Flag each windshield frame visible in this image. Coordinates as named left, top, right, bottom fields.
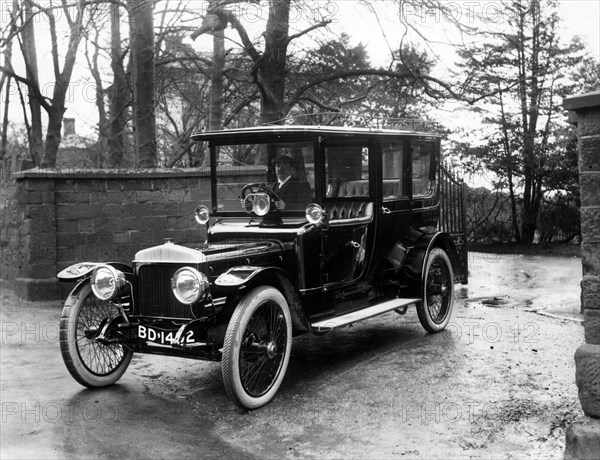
left=208, top=135, right=322, bottom=217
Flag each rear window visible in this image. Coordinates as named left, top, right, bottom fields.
left=325, top=142, right=370, bottom=199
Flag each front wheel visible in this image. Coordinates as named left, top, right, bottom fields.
left=222, top=286, right=292, bottom=410
left=417, top=248, right=454, bottom=333
left=60, top=282, right=133, bottom=387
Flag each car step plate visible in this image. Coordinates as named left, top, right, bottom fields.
left=311, top=298, right=420, bottom=331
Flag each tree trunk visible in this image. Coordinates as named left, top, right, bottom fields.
left=41, top=2, right=85, bottom=168
left=498, top=88, right=520, bottom=243
left=0, top=5, right=14, bottom=171
left=1, top=76, right=10, bottom=173
left=129, top=0, right=157, bottom=168
left=42, top=106, right=66, bottom=168
left=86, top=28, right=109, bottom=163
left=199, top=29, right=225, bottom=168
left=520, top=204, right=536, bottom=244
left=109, top=3, right=129, bottom=167
left=209, top=30, right=224, bottom=131
left=22, top=0, right=43, bottom=166
left=259, top=0, right=290, bottom=125
left=507, top=170, right=521, bottom=243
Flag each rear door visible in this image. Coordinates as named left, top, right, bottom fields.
left=320, top=138, right=376, bottom=313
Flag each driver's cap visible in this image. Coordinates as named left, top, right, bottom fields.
left=272, top=154, right=294, bottom=165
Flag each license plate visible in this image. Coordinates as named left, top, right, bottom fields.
left=138, top=325, right=195, bottom=345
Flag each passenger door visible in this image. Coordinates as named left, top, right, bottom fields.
left=320, top=139, right=374, bottom=312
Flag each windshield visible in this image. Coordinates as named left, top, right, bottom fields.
left=213, top=141, right=315, bottom=213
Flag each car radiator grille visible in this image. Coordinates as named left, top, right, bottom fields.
left=136, top=264, right=192, bottom=318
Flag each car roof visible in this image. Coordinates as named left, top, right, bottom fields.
left=191, top=124, right=441, bottom=141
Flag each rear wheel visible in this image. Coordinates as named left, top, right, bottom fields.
left=60, top=282, right=133, bottom=387
left=417, top=248, right=454, bottom=332
left=222, top=286, right=292, bottom=410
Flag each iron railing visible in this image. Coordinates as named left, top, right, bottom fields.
left=438, top=165, right=468, bottom=284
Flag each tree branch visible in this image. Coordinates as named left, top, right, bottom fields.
left=297, top=96, right=340, bottom=112
left=46, top=8, right=61, bottom=80
left=289, top=68, right=465, bottom=106
left=223, top=11, right=261, bottom=64
left=0, top=64, right=51, bottom=111
left=223, top=94, right=260, bottom=126
left=286, top=20, right=331, bottom=45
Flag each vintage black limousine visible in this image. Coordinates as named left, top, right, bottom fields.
left=58, top=125, right=468, bottom=409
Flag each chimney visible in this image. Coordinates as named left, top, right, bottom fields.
left=63, top=118, right=76, bottom=137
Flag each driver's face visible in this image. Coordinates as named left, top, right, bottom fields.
left=275, top=162, right=290, bottom=180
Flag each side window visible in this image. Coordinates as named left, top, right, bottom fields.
left=412, top=140, right=436, bottom=196
left=381, top=141, right=407, bottom=200
left=325, top=143, right=370, bottom=198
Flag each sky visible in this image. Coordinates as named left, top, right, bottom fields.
left=2, top=0, right=599, bottom=138
left=333, top=0, right=600, bottom=65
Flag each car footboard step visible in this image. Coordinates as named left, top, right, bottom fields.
left=311, top=298, right=420, bottom=331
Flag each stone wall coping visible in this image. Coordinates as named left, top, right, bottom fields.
left=564, top=91, right=600, bottom=111
left=13, top=165, right=266, bottom=180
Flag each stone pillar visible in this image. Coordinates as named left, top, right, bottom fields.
left=14, top=175, right=61, bottom=300
left=563, top=91, right=600, bottom=459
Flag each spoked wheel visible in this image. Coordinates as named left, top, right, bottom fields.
left=417, top=248, right=454, bottom=333
left=222, top=286, right=292, bottom=410
left=60, top=282, right=133, bottom=387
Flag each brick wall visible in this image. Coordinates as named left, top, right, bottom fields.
left=6, top=169, right=217, bottom=299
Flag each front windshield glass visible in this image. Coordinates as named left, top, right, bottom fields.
left=214, top=141, right=315, bottom=213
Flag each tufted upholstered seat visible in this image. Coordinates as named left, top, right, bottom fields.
left=325, top=201, right=373, bottom=226
left=336, top=180, right=370, bottom=197
left=333, top=179, right=401, bottom=199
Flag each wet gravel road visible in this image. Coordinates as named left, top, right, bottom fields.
left=1, top=252, right=585, bottom=458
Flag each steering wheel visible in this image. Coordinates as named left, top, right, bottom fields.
left=240, top=182, right=282, bottom=204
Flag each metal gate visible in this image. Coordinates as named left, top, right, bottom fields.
left=438, top=165, right=468, bottom=284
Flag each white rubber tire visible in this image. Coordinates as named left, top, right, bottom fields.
left=222, top=286, right=292, bottom=410
left=60, top=282, right=133, bottom=387
left=417, top=248, right=454, bottom=333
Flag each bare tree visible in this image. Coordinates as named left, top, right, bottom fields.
left=457, top=0, right=585, bottom=244
left=21, top=0, right=43, bottom=165
left=128, top=0, right=157, bottom=167
left=191, top=1, right=471, bottom=127
left=1, top=0, right=89, bottom=168
left=109, top=2, right=130, bottom=167
left=0, top=0, right=17, bottom=170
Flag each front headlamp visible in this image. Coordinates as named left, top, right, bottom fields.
left=195, top=205, right=210, bottom=225
left=90, top=265, right=127, bottom=300
left=171, top=267, right=209, bottom=305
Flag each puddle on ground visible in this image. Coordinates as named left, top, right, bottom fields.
left=460, top=252, right=582, bottom=318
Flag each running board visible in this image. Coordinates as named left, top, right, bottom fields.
left=310, top=298, right=420, bottom=332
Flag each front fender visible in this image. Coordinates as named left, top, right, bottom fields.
left=57, top=262, right=133, bottom=283
left=214, top=266, right=288, bottom=293
left=214, top=266, right=309, bottom=334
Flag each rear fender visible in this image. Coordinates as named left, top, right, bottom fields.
left=402, top=232, right=462, bottom=287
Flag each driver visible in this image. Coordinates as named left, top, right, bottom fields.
left=271, top=154, right=312, bottom=211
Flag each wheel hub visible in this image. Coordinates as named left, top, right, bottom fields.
left=265, top=341, right=277, bottom=359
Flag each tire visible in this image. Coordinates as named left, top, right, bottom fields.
left=60, top=282, right=133, bottom=387
left=417, top=248, right=454, bottom=333
left=222, top=286, right=292, bottom=410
